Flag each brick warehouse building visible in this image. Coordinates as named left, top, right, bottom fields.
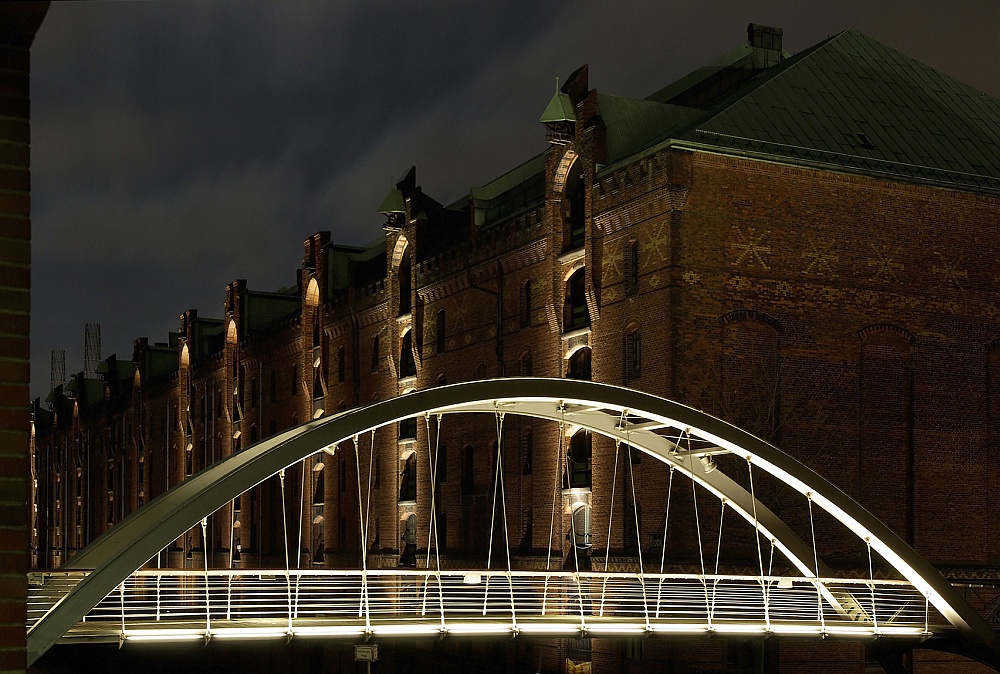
left=31, top=25, right=1000, bottom=672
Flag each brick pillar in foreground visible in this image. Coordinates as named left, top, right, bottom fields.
left=0, top=3, right=48, bottom=673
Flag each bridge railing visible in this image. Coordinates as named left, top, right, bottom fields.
left=29, top=569, right=944, bottom=641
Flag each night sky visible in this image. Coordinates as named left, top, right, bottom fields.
left=28, top=0, right=1000, bottom=401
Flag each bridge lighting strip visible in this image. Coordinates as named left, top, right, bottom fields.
left=441, top=624, right=516, bottom=636
left=210, top=628, right=289, bottom=640
left=119, top=623, right=929, bottom=643
left=122, top=629, right=206, bottom=642
left=368, top=624, right=443, bottom=637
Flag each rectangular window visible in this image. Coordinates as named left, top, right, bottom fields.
left=625, top=329, right=641, bottom=381
left=269, top=371, right=277, bottom=403
left=436, top=310, right=446, bottom=353
left=461, top=446, right=474, bottom=495
left=371, top=334, right=380, bottom=372
left=398, top=417, right=417, bottom=440
left=625, top=240, right=639, bottom=296
left=522, top=431, right=533, bottom=475
left=292, top=365, right=298, bottom=396
left=436, top=512, right=447, bottom=551
left=338, top=345, right=346, bottom=382
left=436, top=444, right=447, bottom=483
left=520, top=280, right=532, bottom=327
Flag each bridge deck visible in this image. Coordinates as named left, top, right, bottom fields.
left=30, top=569, right=945, bottom=643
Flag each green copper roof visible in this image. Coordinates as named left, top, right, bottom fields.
left=378, top=187, right=405, bottom=214
left=680, top=29, right=1000, bottom=190
left=597, top=94, right=701, bottom=165
left=540, top=90, right=575, bottom=123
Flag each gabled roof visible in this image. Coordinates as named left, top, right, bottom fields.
left=597, top=94, right=701, bottom=165
left=242, top=289, right=300, bottom=334
left=675, top=29, right=1000, bottom=191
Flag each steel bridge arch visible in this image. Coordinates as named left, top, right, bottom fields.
left=28, top=378, right=999, bottom=666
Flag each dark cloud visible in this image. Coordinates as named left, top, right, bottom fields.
left=28, top=0, right=999, bottom=400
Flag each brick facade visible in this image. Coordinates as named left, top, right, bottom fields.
left=31, top=27, right=1000, bottom=673
left=0, top=4, right=46, bottom=674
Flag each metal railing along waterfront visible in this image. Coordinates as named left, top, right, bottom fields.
left=28, top=568, right=944, bottom=643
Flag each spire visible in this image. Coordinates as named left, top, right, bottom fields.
left=540, top=77, right=576, bottom=145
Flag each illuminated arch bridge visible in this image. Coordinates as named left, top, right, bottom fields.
left=27, top=379, right=1000, bottom=669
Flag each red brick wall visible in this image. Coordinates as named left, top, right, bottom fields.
left=0, top=4, right=47, bottom=672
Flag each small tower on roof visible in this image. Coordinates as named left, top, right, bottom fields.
left=540, top=77, right=576, bottom=145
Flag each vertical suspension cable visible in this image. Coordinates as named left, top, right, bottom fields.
left=562, top=424, right=586, bottom=630
left=495, top=411, right=517, bottom=630
left=293, top=456, right=307, bottom=618
left=542, top=404, right=566, bottom=615
left=353, top=434, right=371, bottom=633
left=279, top=469, right=292, bottom=634
left=746, top=457, right=770, bottom=631
left=624, top=419, right=649, bottom=632
left=497, top=413, right=518, bottom=634
left=685, top=430, right=711, bottom=632
left=484, top=411, right=503, bottom=615
left=866, top=538, right=879, bottom=633
left=119, top=580, right=125, bottom=638
left=421, top=413, right=445, bottom=628
left=599, top=436, right=621, bottom=617
left=432, top=415, right=446, bottom=626
left=710, top=499, right=726, bottom=623
left=807, top=493, right=826, bottom=632
left=656, top=465, right=675, bottom=618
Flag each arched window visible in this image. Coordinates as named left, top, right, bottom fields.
left=624, top=327, right=641, bottom=382
left=312, top=463, right=325, bottom=505
left=400, top=330, right=416, bottom=378
left=566, top=430, right=592, bottom=489
left=400, top=514, right=417, bottom=566
left=312, top=368, right=323, bottom=401
left=571, top=504, right=592, bottom=550
left=564, top=267, right=589, bottom=331
left=567, top=347, right=591, bottom=381
left=521, top=430, right=533, bottom=475
left=398, top=245, right=412, bottom=316
left=400, top=453, right=417, bottom=502
left=563, top=161, right=585, bottom=252
left=520, top=351, right=533, bottom=376
left=719, top=310, right=780, bottom=440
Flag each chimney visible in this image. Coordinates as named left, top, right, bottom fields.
left=747, top=23, right=783, bottom=69
left=747, top=23, right=783, bottom=52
